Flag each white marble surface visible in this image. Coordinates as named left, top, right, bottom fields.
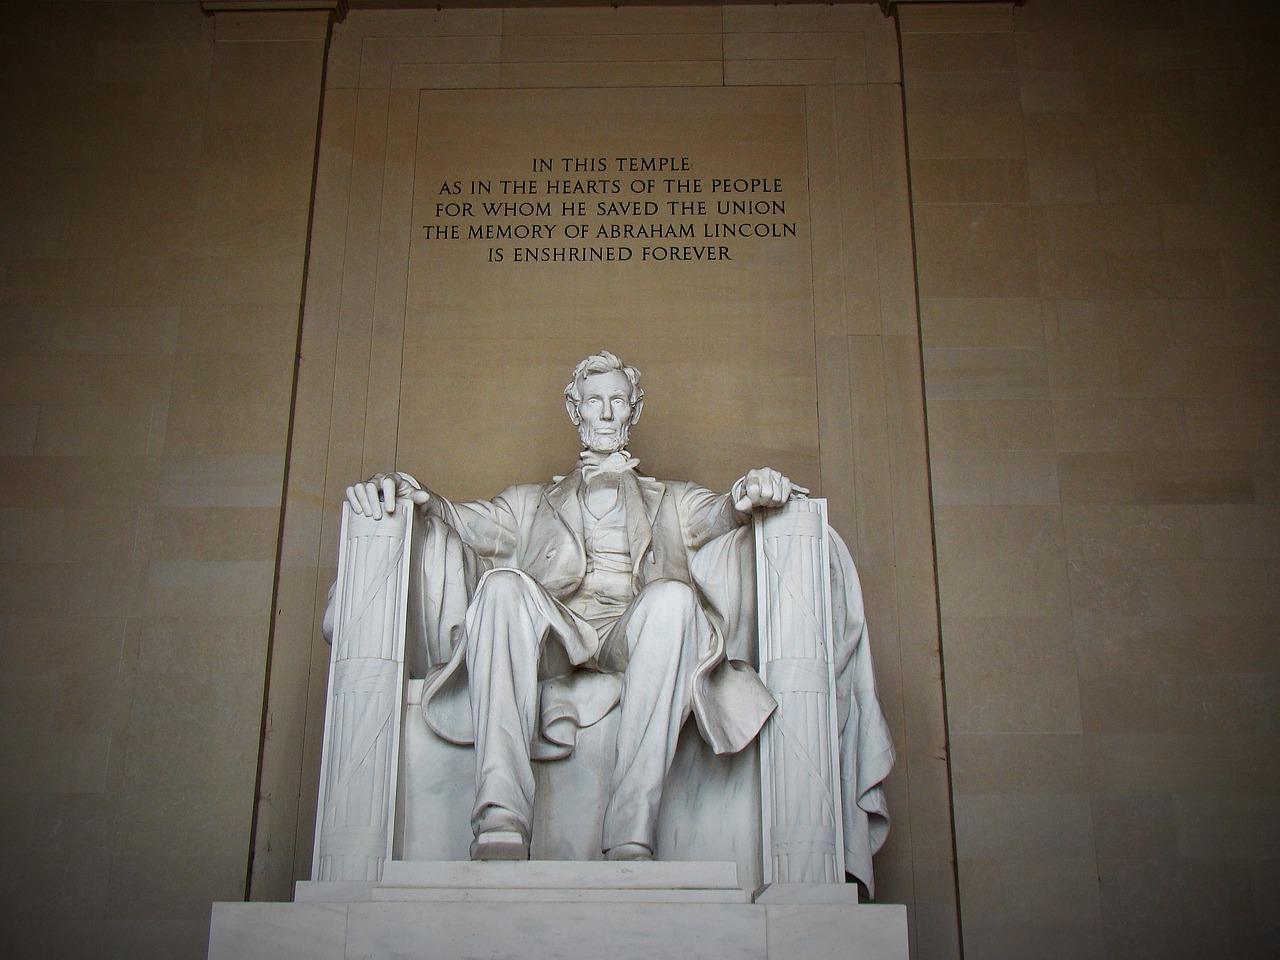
left=755, top=500, right=845, bottom=884
left=654, top=719, right=762, bottom=887
left=373, top=858, right=749, bottom=902
left=371, top=886, right=752, bottom=903
left=399, top=679, right=475, bottom=861
left=345, top=901, right=768, bottom=960
left=754, top=882, right=861, bottom=905
left=292, top=880, right=374, bottom=903
left=766, top=903, right=909, bottom=960
left=401, top=684, right=765, bottom=885
left=208, top=898, right=910, bottom=960
left=313, top=504, right=412, bottom=882
left=379, top=858, right=740, bottom=889
left=208, top=902, right=348, bottom=960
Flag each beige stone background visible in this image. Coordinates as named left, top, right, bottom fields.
left=401, top=85, right=819, bottom=496
left=0, top=2, right=1275, bottom=960
left=901, top=3, right=1279, bottom=957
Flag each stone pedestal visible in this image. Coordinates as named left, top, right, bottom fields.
left=209, top=862, right=909, bottom=959
left=242, top=493, right=909, bottom=960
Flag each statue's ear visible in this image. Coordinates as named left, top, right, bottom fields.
left=566, top=397, right=582, bottom=425
left=629, top=396, right=644, bottom=425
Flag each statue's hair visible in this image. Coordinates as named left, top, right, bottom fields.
left=564, top=350, right=644, bottom=425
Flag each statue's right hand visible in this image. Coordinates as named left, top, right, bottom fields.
left=345, top=472, right=430, bottom=519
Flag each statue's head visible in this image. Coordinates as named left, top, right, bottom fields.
left=564, top=351, right=644, bottom=454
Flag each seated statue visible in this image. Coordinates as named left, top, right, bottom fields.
left=340, top=350, right=893, bottom=886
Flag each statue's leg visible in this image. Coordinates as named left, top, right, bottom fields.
left=464, top=569, right=554, bottom=859
left=601, top=579, right=703, bottom=858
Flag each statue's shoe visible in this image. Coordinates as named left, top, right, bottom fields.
left=604, top=842, right=654, bottom=861
left=470, top=810, right=530, bottom=860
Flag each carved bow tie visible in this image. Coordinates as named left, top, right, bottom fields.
left=579, top=450, right=639, bottom=481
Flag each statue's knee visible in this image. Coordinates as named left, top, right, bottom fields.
left=475, top=568, right=527, bottom=603
left=468, top=570, right=540, bottom=658
left=638, top=579, right=697, bottom=612
left=629, top=581, right=699, bottom=652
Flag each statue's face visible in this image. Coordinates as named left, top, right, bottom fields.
left=575, top=369, right=635, bottom=453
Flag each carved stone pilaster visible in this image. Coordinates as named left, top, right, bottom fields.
left=754, top=499, right=846, bottom=885
left=312, top=503, right=413, bottom=883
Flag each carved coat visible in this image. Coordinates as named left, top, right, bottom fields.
left=411, top=467, right=778, bottom=760
left=432, top=468, right=742, bottom=599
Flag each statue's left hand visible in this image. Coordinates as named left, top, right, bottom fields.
left=733, top=467, right=808, bottom=511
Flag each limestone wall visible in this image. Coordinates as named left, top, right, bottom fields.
left=0, top=3, right=329, bottom=957
left=0, top=2, right=1275, bottom=960
left=900, top=1, right=1280, bottom=957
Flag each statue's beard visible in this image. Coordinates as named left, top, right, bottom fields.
left=579, top=422, right=630, bottom=454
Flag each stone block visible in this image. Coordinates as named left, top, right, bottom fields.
left=1061, top=504, right=1203, bottom=561
left=933, top=504, right=1071, bottom=618
left=1052, top=398, right=1187, bottom=452
left=916, top=70, right=1021, bottom=117
left=209, top=902, right=348, bottom=960
left=945, top=672, right=1082, bottom=734
left=924, top=347, right=1049, bottom=399
left=926, top=398, right=1056, bottom=451
left=913, top=203, right=1034, bottom=255
left=504, top=6, right=720, bottom=38
left=950, top=732, right=1089, bottom=795
left=208, top=893, right=910, bottom=960
left=919, top=297, right=1043, bottom=348
left=910, top=158, right=1029, bottom=203
left=900, top=32, right=1019, bottom=72
left=958, top=856, right=1102, bottom=926
left=1027, top=158, right=1099, bottom=203
left=906, top=112, right=1026, bottom=159
left=1033, top=203, right=1163, bottom=252
left=1131, top=450, right=1255, bottom=504
left=954, top=793, right=1094, bottom=860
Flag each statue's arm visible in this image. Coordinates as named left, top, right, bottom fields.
left=434, top=485, right=530, bottom=565
left=678, top=467, right=808, bottom=549
left=676, top=483, right=748, bottom=549
left=344, top=470, right=527, bottom=565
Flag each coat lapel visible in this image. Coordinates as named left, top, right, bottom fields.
left=622, top=472, right=665, bottom=575
left=544, top=471, right=585, bottom=551
left=548, top=467, right=665, bottom=580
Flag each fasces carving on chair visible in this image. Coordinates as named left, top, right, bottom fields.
left=317, top=351, right=894, bottom=895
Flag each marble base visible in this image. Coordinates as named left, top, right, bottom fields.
left=210, top=862, right=908, bottom=960
left=377, top=859, right=750, bottom=902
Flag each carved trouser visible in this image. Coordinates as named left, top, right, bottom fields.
left=464, top=568, right=706, bottom=852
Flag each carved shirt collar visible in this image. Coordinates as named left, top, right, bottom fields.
left=578, top=449, right=640, bottom=482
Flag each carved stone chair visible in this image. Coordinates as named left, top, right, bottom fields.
left=311, top=496, right=881, bottom=897
left=206, top=498, right=907, bottom=960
